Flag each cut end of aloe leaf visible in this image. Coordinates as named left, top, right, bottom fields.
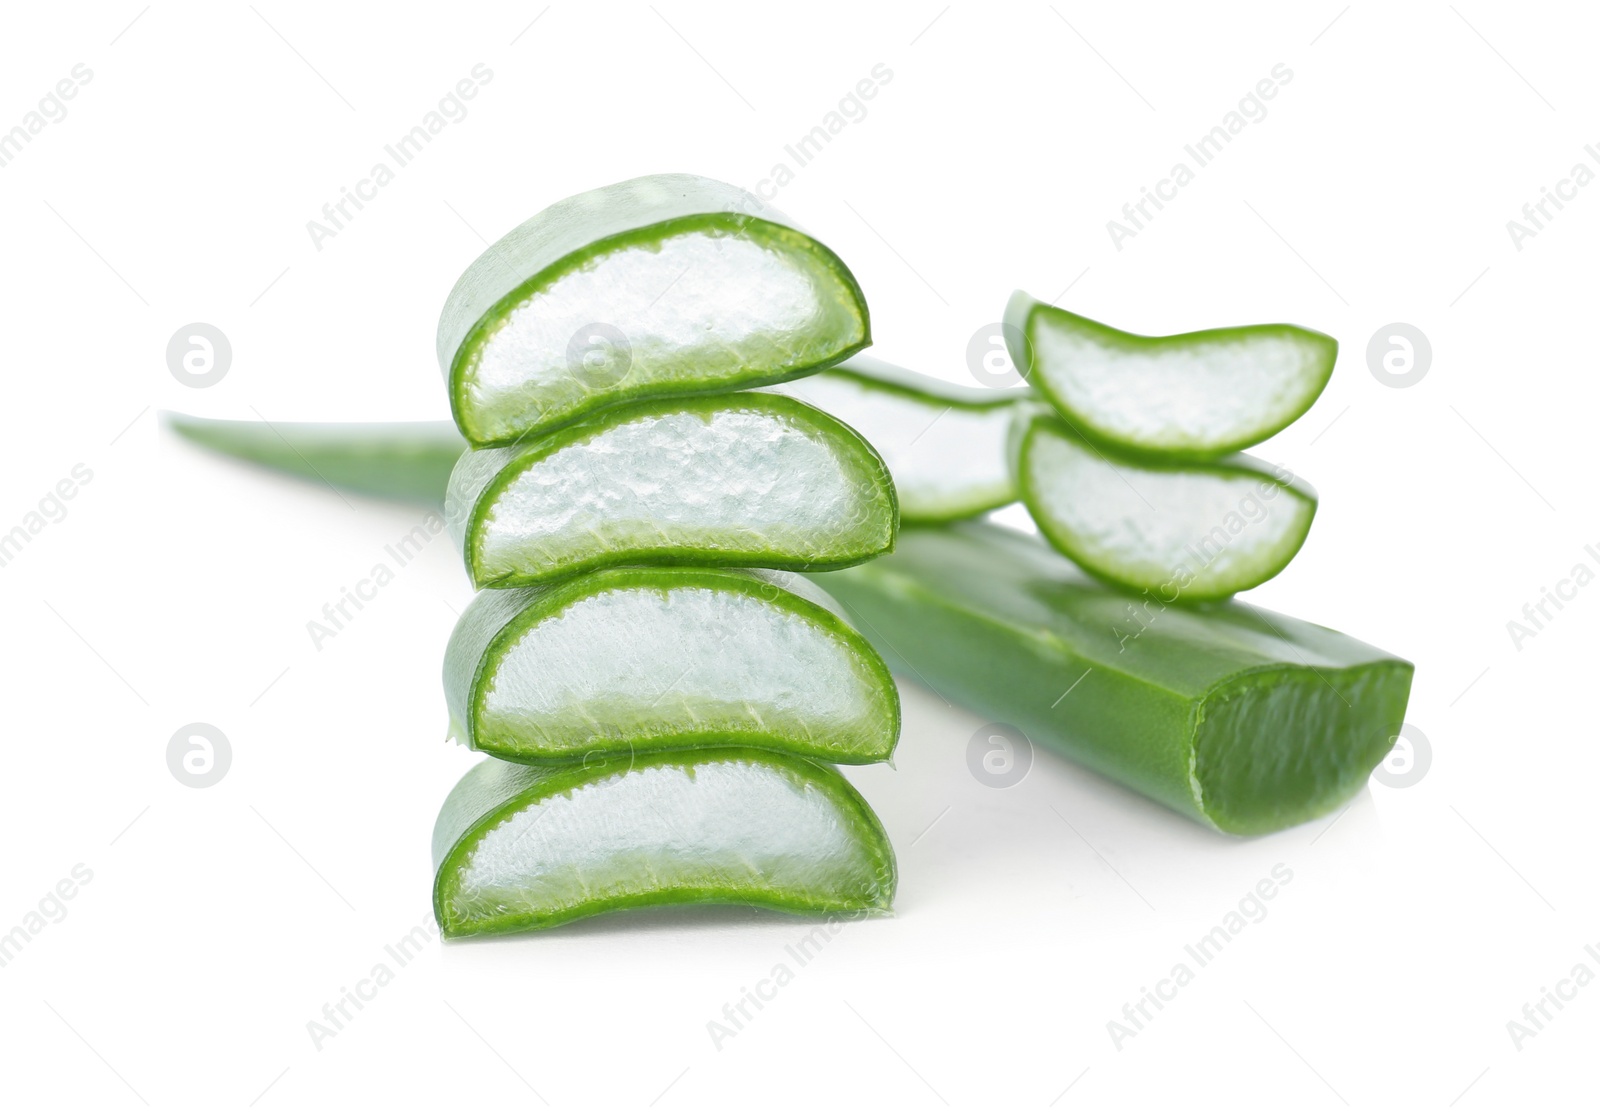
left=1193, top=664, right=1407, bottom=836
left=1016, top=411, right=1316, bottom=601
left=1005, top=291, right=1336, bottom=458
left=166, top=414, right=465, bottom=505
left=438, top=174, right=871, bottom=447
left=448, top=393, right=898, bottom=588
left=773, top=355, right=1023, bottom=523
left=432, top=750, right=897, bottom=937
left=443, top=567, right=899, bottom=764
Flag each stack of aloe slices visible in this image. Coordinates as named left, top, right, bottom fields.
left=429, top=174, right=902, bottom=937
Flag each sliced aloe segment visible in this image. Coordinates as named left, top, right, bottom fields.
left=813, top=521, right=1414, bottom=836
left=167, top=414, right=464, bottom=504
left=1015, top=409, right=1316, bottom=602
left=438, top=173, right=871, bottom=447
left=443, top=567, right=898, bottom=764
left=432, top=749, right=897, bottom=936
left=1005, top=291, right=1337, bottom=458
left=447, top=393, right=898, bottom=589
left=773, top=355, right=1023, bottom=523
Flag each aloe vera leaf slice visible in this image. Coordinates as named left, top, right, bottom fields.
left=1014, top=408, right=1317, bottom=602
left=432, top=749, right=897, bottom=937
left=1004, top=291, right=1337, bottom=459
left=166, top=414, right=464, bottom=504
left=447, top=393, right=898, bottom=589
left=443, top=567, right=898, bottom=764
left=770, top=355, right=1025, bottom=523
left=437, top=174, right=871, bottom=448
left=813, top=521, right=1413, bottom=836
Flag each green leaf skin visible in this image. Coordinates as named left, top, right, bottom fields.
left=438, top=174, right=871, bottom=448
left=447, top=393, right=898, bottom=589
left=432, top=749, right=897, bottom=937
left=812, top=522, right=1413, bottom=836
left=772, top=355, right=1027, bottom=523
left=166, top=414, right=464, bottom=505
left=1004, top=292, right=1337, bottom=460
left=1014, top=408, right=1317, bottom=602
left=443, top=567, right=899, bottom=765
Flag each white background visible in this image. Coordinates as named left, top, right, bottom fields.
left=0, top=2, right=1593, bottom=1108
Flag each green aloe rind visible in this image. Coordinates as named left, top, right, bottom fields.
left=814, top=521, right=1413, bottom=837
left=166, top=414, right=464, bottom=505
left=447, top=392, right=899, bottom=589
left=1013, top=407, right=1317, bottom=602
left=438, top=174, right=871, bottom=448
left=1005, top=291, right=1336, bottom=460
left=773, top=355, right=1025, bottom=523
left=432, top=748, right=898, bottom=937
left=442, top=566, right=899, bottom=765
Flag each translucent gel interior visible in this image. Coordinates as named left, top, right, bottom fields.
left=450, top=758, right=880, bottom=920
left=479, top=406, right=871, bottom=577
left=780, top=374, right=1014, bottom=517
left=1032, top=324, right=1322, bottom=450
left=464, top=230, right=858, bottom=436
left=481, top=584, right=887, bottom=755
left=1027, top=432, right=1311, bottom=593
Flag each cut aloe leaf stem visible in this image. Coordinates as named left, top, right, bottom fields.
left=1014, top=407, right=1317, bottom=602
left=813, top=521, right=1413, bottom=836
left=438, top=173, right=871, bottom=447
left=166, top=414, right=464, bottom=505
left=773, top=355, right=1025, bottom=523
left=444, top=566, right=899, bottom=764
left=447, top=392, right=898, bottom=589
left=1005, top=291, right=1337, bottom=459
left=432, top=748, right=897, bottom=936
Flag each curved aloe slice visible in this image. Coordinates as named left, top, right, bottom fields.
left=166, top=414, right=464, bottom=504
left=432, top=749, right=897, bottom=936
left=438, top=174, right=870, bottom=447
left=1004, top=292, right=1336, bottom=458
left=1015, top=410, right=1316, bottom=602
left=774, top=355, right=1023, bottom=523
left=443, top=567, right=898, bottom=764
left=814, top=522, right=1414, bottom=836
left=447, top=393, right=898, bottom=588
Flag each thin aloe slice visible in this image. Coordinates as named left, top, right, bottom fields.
left=1014, top=409, right=1316, bottom=602
left=166, top=414, right=464, bottom=504
left=1004, top=291, right=1337, bottom=459
left=814, top=521, right=1414, bottom=836
left=438, top=173, right=871, bottom=447
left=447, top=393, right=897, bottom=589
left=772, top=355, right=1024, bottom=523
left=443, top=566, right=898, bottom=764
left=432, top=749, right=897, bottom=936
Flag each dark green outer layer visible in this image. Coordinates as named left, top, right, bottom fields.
left=813, top=522, right=1413, bottom=835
